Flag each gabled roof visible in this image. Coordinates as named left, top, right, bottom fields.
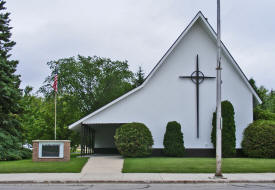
left=69, top=11, right=262, bottom=130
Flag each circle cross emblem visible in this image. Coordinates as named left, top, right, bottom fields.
left=191, top=70, right=205, bottom=84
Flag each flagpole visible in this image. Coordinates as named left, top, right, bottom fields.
left=55, top=89, right=57, bottom=140
left=215, top=0, right=222, bottom=177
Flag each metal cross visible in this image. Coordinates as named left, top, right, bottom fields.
left=179, top=54, right=215, bottom=138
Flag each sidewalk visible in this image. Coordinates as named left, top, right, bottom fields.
left=0, top=173, right=275, bottom=183
left=0, top=156, right=274, bottom=183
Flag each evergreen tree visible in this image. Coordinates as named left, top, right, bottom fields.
left=133, top=66, right=145, bottom=87
left=211, top=101, right=236, bottom=157
left=163, top=121, right=185, bottom=157
left=0, top=1, right=23, bottom=160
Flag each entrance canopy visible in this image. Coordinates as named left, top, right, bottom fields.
left=79, top=123, right=125, bottom=156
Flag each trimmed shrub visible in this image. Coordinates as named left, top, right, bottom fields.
left=253, top=107, right=275, bottom=121
left=242, top=120, right=275, bottom=158
left=114, top=122, right=153, bottom=157
left=20, top=148, right=32, bottom=159
left=211, top=100, right=236, bottom=157
left=163, top=121, right=185, bottom=157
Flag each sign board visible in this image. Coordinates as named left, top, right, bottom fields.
left=42, top=144, right=60, bottom=157
left=38, top=142, right=64, bottom=158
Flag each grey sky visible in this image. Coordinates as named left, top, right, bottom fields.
left=6, top=0, right=275, bottom=91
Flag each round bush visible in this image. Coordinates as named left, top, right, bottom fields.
left=242, top=120, right=275, bottom=158
left=211, top=100, right=236, bottom=157
left=114, top=122, right=153, bottom=157
left=163, top=121, right=185, bottom=157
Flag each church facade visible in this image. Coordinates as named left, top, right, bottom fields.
left=69, top=12, right=261, bottom=156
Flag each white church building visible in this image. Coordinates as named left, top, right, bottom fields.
left=69, top=12, right=261, bottom=156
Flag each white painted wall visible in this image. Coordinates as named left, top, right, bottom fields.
left=84, top=19, right=253, bottom=149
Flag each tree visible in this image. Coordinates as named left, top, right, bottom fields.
left=163, top=121, right=185, bottom=157
left=133, top=66, right=145, bottom=87
left=211, top=101, right=236, bottom=157
left=40, top=55, right=134, bottom=116
left=20, top=86, right=47, bottom=144
left=0, top=1, right=24, bottom=160
left=249, top=78, right=275, bottom=113
left=36, top=56, right=135, bottom=148
left=20, top=87, right=80, bottom=150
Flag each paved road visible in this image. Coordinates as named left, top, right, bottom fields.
left=0, top=184, right=275, bottom=190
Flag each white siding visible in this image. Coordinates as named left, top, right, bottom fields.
left=84, top=20, right=253, bottom=149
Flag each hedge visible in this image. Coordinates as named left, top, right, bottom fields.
left=242, top=120, right=275, bottom=158
left=163, top=121, right=185, bottom=157
left=114, top=122, right=153, bottom=157
left=211, top=100, right=236, bottom=157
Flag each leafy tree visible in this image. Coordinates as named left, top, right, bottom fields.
left=253, top=107, right=275, bottom=121
left=0, top=1, right=25, bottom=160
left=20, top=87, right=80, bottom=150
left=266, top=90, right=275, bottom=113
left=211, top=101, right=236, bottom=157
left=249, top=78, right=275, bottom=113
left=133, top=66, right=145, bottom=87
left=30, top=56, right=135, bottom=149
left=39, top=55, right=134, bottom=116
left=20, top=86, right=48, bottom=144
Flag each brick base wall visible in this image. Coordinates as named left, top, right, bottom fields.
left=32, top=140, right=70, bottom=162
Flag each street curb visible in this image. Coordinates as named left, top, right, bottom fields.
left=0, top=180, right=275, bottom=184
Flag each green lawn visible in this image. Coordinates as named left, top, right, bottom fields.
left=0, top=154, right=89, bottom=173
left=123, top=157, right=275, bottom=173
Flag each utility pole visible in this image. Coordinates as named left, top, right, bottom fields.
left=215, top=0, right=222, bottom=177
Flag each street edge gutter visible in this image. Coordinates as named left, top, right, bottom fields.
left=0, top=180, right=275, bottom=184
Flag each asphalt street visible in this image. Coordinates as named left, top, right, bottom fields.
left=0, top=184, right=275, bottom=190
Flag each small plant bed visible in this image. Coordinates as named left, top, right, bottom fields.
left=0, top=154, right=88, bottom=173
left=123, top=157, right=275, bottom=173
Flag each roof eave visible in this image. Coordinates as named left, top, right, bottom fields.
left=69, top=11, right=262, bottom=130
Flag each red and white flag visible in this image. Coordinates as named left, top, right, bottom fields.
left=52, top=74, right=58, bottom=92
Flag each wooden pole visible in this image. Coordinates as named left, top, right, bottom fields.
left=215, top=0, right=222, bottom=177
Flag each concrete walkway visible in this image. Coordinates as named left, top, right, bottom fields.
left=0, top=156, right=274, bottom=183
left=81, top=155, right=123, bottom=174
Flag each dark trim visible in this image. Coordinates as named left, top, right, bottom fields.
left=93, top=148, right=245, bottom=157
left=184, top=149, right=215, bottom=157
left=93, top=148, right=216, bottom=157
left=152, top=148, right=215, bottom=157
left=236, top=149, right=245, bottom=157
left=153, top=148, right=244, bottom=157
left=94, top=148, right=119, bottom=154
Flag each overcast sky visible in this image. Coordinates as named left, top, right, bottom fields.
left=6, top=0, right=275, bottom=91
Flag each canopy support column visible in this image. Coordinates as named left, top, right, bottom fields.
left=80, top=124, right=94, bottom=156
